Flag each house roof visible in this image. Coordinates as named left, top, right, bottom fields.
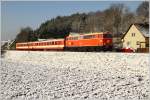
left=122, top=23, right=149, bottom=39
left=134, top=23, right=149, bottom=37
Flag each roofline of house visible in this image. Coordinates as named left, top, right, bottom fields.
left=121, top=23, right=149, bottom=40
left=121, top=24, right=133, bottom=39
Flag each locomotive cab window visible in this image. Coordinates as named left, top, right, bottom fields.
left=103, top=34, right=112, bottom=38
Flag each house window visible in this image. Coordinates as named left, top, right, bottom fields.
left=132, top=33, right=135, bottom=37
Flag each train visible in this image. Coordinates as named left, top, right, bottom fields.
left=16, top=32, right=113, bottom=51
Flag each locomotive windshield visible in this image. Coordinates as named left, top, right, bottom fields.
left=103, top=34, right=112, bottom=38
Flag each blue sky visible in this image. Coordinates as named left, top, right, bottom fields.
left=1, top=1, right=143, bottom=41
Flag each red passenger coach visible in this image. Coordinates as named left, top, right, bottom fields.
left=16, top=39, right=64, bottom=51
left=65, top=32, right=112, bottom=51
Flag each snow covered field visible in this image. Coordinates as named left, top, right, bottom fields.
left=1, top=51, right=150, bottom=100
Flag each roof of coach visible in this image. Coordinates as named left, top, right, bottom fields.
left=16, top=38, right=64, bottom=44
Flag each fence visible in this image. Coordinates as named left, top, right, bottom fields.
left=137, top=48, right=149, bottom=53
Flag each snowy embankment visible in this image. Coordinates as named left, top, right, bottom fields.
left=1, top=51, right=150, bottom=100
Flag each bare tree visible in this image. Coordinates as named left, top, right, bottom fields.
left=136, top=1, right=149, bottom=23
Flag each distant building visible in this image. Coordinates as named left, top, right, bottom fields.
left=122, top=23, right=149, bottom=52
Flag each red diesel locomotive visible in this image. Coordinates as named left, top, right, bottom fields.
left=16, top=32, right=112, bottom=51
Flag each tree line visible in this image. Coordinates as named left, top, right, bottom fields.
left=15, top=1, right=149, bottom=43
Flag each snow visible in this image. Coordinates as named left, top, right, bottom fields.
left=1, top=51, right=150, bottom=100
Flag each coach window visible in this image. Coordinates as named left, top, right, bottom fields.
left=56, top=41, right=58, bottom=45
left=57, top=41, right=59, bottom=45
left=98, top=34, right=102, bottom=38
left=92, top=35, right=94, bottom=38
